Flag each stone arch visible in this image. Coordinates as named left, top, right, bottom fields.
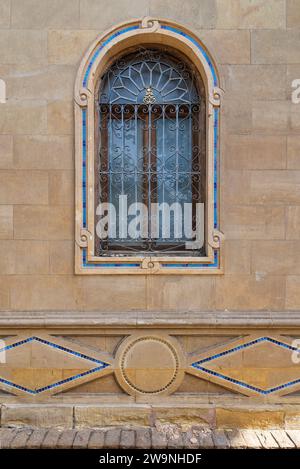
left=74, top=17, right=223, bottom=274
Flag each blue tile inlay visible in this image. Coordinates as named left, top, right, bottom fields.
left=82, top=25, right=139, bottom=87
left=0, top=336, right=109, bottom=395
left=192, top=337, right=300, bottom=395
left=161, top=25, right=218, bottom=87
left=81, top=22, right=219, bottom=270
left=82, top=109, right=87, bottom=228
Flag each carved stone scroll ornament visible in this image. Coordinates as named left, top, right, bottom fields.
left=141, top=16, right=160, bottom=32
left=208, top=229, right=224, bottom=250
left=76, top=229, right=92, bottom=248
left=75, top=87, right=92, bottom=107
left=209, top=86, right=223, bottom=107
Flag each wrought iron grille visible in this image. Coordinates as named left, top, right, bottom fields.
left=96, top=49, right=206, bottom=256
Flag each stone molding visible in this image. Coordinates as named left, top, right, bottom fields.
left=74, top=17, right=224, bottom=274
left=0, top=311, right=300, bottom=328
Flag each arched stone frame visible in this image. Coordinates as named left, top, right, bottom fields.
left=74, top=17, right=224, bottom=274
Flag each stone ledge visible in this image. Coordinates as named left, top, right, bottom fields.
left=2, top=403, right=300, bottom=430
left=1, top=311, right=300, bottom=328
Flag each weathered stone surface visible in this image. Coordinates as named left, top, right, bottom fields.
left=0, top=276, right=10, bottom=310
left=10, top=275, right=79, bottom=311
left=225, top=134, right=286, bottom=170
left=199, top=30, right=250, bottom=64
left=75, top=406, right=150, bottom=428
left=223, top=65, right=286, bottom=102
left=41, top=428, right=62, bottom=448
left=0, top=240, right=49, bottom=274
left=168, top=432, right=184, bottom=449
left=48, top=30, right=99, bottom=65
left=215, top=0, right=285, bottom=29
left=0, top=170, right=48, bottom=205
left=1, top=405, right=73, bottom=429
left=216, top=274, right=285, bottom=311
left=287, top=207, right=300, bottom=240
left=14, top=205, right=73, bottom=240
left=252, top=101, right=291, bottom=132
left=0, top=0, right=10, bottom=28
left=135, top=428, right=151, bottom=449
left=0, top=428, right=18, bottom=449
left=0, top=135, right=13, bottom=169
left=147, top=276, right=215, bottom=311
left=222, top=205, right=285, bottom=240
left=252, top=241, right=300, bottom=276
left=256, top=430, right=279, bottom=449
left=0, top=30, right=46, bottom=64
left=151, top=428, right=167, bottom=449
left=224, top=170, right=300, bottom=206
left=223, top=96, right=252, bottom=132
left=287, top=0, right=300, bottom=28
left=104, top=428, right=121, bottom=449
left=271, top=429, right=295, bottom=448
left=285, top=277, right=300, bottom=310
left=14, top=135, right=73, bottom=170
left=252, top=30, right=300, bottom=64
left=150, top=0, right=217, bottom=29
left=12, top=0, right=80, bottom=29
left=88, top=430, right=105, bottom=449
left=197, top=430, right=214, bottom=448
left=0, top=426, right=298, bottom=449
left=76, top=276, right=147, bottom=311
left=285, top=411, right=300, bottom=429
left=286, top=430, right=300, bottom=448
left=9, top=429, right=33, bottom=448
left=26, top=429, right=48, bottom=449
left=2, top=64, right=74, bottom=100
left=216, top=409, right=285, bottom=429
left=240, top=429, right=261, bottom=449
left=0, top=205, right=13, bottom=239
left=225, top=429, right=246, bottom=448
left=56, top=429, right=77, bottom=449
left=182, top=429, right=200, bottom=449
left=47, top=100, right=73, bottom=135
left=0, top=100, right=47, bottom=134
left=49, top=170, right=74, bottom=205
left=120, top=429, right=136, bottom=449
left=73, top=429, right=92, bottom=448
left=80, top=0, right=149, bottom=29
left=153, top=407, right=214, bottom=428
left=287, top=136, right=300, bottom=169
left=49, top=241, right=73, bottom=274
left=212, top=429, right=230, bottom=449
left=224, top=240, right=251, bottom=274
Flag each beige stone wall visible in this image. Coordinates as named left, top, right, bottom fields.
left=0, top=0, right=299, bottom=312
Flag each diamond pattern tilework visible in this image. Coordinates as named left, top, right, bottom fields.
left=0, top=336, right=110, bottom=395
left=191, top=337, right=300, bottom=395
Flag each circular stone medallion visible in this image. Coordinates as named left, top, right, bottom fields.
left=115, top=335, right=185, bottom=396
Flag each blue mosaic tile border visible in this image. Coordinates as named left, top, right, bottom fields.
left=82, top=109, right=87, bottom=228
left=81, top=22, right=219, bottom=270
left=0, top=337, right=109, bottom=395
left=161, top=25, right=218, bottom=87
left=192, top=337, right=300, bottom=395
left=82, top=25, right=139, bottom=87
left=82, top=248, right=141, bottom=268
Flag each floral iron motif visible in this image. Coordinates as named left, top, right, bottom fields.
left=143, top=87, right=156, bottom=104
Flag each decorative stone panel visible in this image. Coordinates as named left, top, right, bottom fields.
left=1, top=313, right=300, bottom=406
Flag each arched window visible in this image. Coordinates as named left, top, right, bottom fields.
left=75, top=18, right=223, bottom=274
left=96, top=48, right=206, bottom=256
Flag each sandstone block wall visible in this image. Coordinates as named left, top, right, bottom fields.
left=0, top=0, right=299, bottom=312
